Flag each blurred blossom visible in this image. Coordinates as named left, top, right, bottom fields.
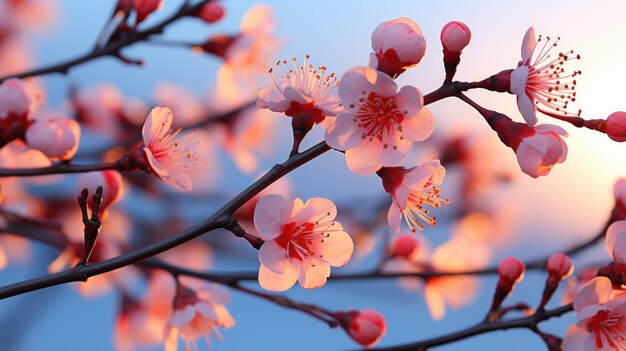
left=156, top=241, right=214, bottom=272
left=325, top=66, right=434, bottom=174
left=510, top=27, right=581, bottom=126
left=213, top=106, right=277, bottom=174
left=253, top=195, right=353, bottom=291
left=381, top=234, right=430, bottom=292
left=615, top=178, right=626, bottom=218
left=0, top=140, right=51, bottom=169
left=0, top=0, right=58, bottom=33
left=424, top=234, right=488, bottom=320
left=606, top=219, right=626, bottom=270
left=214, top=5, right=280, bottom=102
left=165, top=282, right=235, bottom=351
left=25, top=112, right=81, bottom=161
left=563, top=277, right=626, bottom=351
left=369, top=18, right=426, bottom=78
left=153, top=82, right=205, bottom=128
left=0, top=38, right=35, bottom=76
left=0, top=78, right=33, bottom=145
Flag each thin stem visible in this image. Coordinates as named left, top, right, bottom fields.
left=0, top=161, right=120, bottom=177
left=0, top=1, right=212, bottom=82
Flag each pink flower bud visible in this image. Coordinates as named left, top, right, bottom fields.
left=388, top=234, right=419, bottom=259
left=606, top=111, right=626, bottom=142
left=546, top=253, right=574, bottom=280
left=77, top=171, right=125, bottom=214
left=25, top=117, right=80, bottom=161
left=132, top=0, right=162, bottom=23
left=197, top=1, right=225, bottom=24
left=344, top=309, right=387, bottom=348
left=440, top=21, right=471, bottom=53
left=498, top=256, right=525, bottom=284
left=370, top=18, right=426, bottom=77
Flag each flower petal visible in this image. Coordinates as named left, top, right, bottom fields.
left=320, top=230, right=354, bottom=267
left=258, top=259, right=298, bottom=292
left=170, top=305, right=196, bottom=327
left=253, top=194, right=293, bottom=240
left=400, top=107, right=434, bottom=141
left=387, top=204, right=402, bottom=233
left=562, top=325, right=588, bottom=351
left=606, top=220, right=626, bottom=261
left=257, top=87, right=290, bottom=112
left=345, top=140, right=383, bottom=175
left=378, top=133, right=411, bottom=167
left=297, top=197, right=337, bottom=223
left=510, top=66, right=529, bottom=95
left=298, top=259, right=330, bottom=289
left=573, top=277, right=613, bottom=311
left=324, top=113, right=362, bottom=150
left=395, top=86, right=423, bottom=116
left=142, top=107, right=173, bottom=146
left=516, top=94, right=538, bottom=126
left=520, top=27, right=536, bottom=64
left=258, top=240, right=288, bottom=274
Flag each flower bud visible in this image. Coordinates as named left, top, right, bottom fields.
left=388, top=234, right=419, bottom=259
left=197, top=1, right=225, bottom=24
left=546, top=253, right=574, bottom=280
left=606, top=111, right=626, bottom=142
left=77, top=171, right=125, bottom=215
left=498, top=256, right=525, bottom=284
left=132, top=0, right=162, bottom=23
left=370, top=18, right=426, bottom=77
left=440, top=21, right=471, bottom=53
left=342, top=309, right=386, bottom=348
left=25, top=117, right=81, bottom=161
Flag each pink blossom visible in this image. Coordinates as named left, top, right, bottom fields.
left=196, top=1, right=225, bottom=24
left=325, top=66, right=434, bottom=174
left=0, top=140, right=51, bottom=169
left=343, top=309, right=387, bottom=348
left=379, top=160, right=449, bottom=233
left=369, top=18, right=426, bottom=77
left=132, top=0, right=162, bottom=23
left=140, top=107, right=202, bottom=191
left=25, top=116, right=81, bottom=161
left=510, top=27, right=581, bottom=126
left=563, top=277, right=626, bottom=351
left=440, top=21, right=471, bottom=53
left=387, top=233, right=420, bottom=259
left=606, top=111, right=626, bottom=142
left=513, top=124, right=568, bottom=178
left=546, top=253, right=574, bottom=280
left=77, top=171, right=125, bottom=215
left=253, top=195, right=354, bottom=291
left=165, top=283, right=235, bottom=351
left=257, top=55, right=341, bottom=124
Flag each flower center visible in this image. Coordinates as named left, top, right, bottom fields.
left=526, top=35, right=582, bottom=118
left=401, top=181, right=449, bottom=232
left=275, top=215, right=335, bottom=262
left=150, top=127, right=203, bottom=171
left=585, top=310, right=626, bottom=349
left=354, top=92, right=405, bottom=148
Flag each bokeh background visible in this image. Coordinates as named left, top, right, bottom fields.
left=0, top=0, right=625, bottom=350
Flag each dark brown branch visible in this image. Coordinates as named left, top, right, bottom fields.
left=0, top=160, right=121, bottom=177
left=0, top=1, right=213, bottom=82
left=369, top=304, right=573, bottom=351
left=0, top=141, right=331, bottom=300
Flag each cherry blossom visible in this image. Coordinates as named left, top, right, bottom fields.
left=516, top=124, right=568, bottom=177
left=165, top=282, right=235, bottom=351
left=136, top=107, right=203, bottom=191
left=253, top=194, right=354, bottom=291
left=606, top=111, right=626, bottom=142
left=153, top=82, right=205, bottom=128
left=369, top=18, right=426, bottom=77
left=606, top=219, right=626, bottom=271
left=563, top=277, right=626, bottom=351
left=379, top=160, right=449, bottom=232
left=24, top=114, right=81, bottom=161
left=440, top=21, right=471, bottom=53
left=325, top=66, right=434, bottom=174
left=510, top=27, right=582, bottom=126
left=342, top=309, right=387, bottom=348
left=257, top=55, right=340, bottom=137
